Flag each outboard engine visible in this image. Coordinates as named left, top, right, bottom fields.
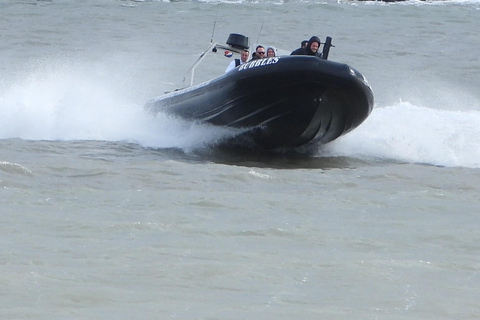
left=226, top=33, right=249, bottom=50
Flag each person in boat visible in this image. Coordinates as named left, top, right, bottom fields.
left=301, top=40, right=309, bottom=48
left=251, top=45, right=266, bottom=60
left=266, top=47, right=276, bottom=57
left=225, top=49, right=250, bottom=73
left=291, top=36, right=322, bottom=57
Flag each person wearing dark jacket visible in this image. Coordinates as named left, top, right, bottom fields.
left=291, top=36, right=322, bottom=57
left=251, top=45, right=266, bottom=60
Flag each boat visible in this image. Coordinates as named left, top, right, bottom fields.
left=145, top=34, right=374, bottom=150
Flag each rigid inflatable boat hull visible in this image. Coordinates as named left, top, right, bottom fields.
left=146, top=55, right=373, bottom=150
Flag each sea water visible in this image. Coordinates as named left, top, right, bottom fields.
left=1, top=1, right=479, bottom=319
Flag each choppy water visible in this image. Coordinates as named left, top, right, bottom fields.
left=1, top=1, right=479, bottom=319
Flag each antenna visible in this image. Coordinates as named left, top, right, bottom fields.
left=256, top=21, right=264, bottom=43
left=210, top=4, right=219, bottom=44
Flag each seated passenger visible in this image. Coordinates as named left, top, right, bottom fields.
left=266, top=47, right=277, bottom=57
left=291, top=36, right=322, bottom=57
left=251, top=45, right=266, bottom=60
left=301, top=40, right=309, bottom=49
left=225, top=49, right=250, bottom=73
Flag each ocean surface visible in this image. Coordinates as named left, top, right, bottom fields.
left=1, top=0, right=479, bottom=319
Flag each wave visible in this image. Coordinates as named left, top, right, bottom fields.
left=322, top=102, right=480, bottom=168
left=157, top=0, right=480, bottom=7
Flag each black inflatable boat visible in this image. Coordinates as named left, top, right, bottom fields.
left=145, top=34, right=374, bottom=150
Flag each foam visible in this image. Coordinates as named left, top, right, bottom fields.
left=323, top=102, right=480, bottom=168
left=0, top=60, right=239, bottom=152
